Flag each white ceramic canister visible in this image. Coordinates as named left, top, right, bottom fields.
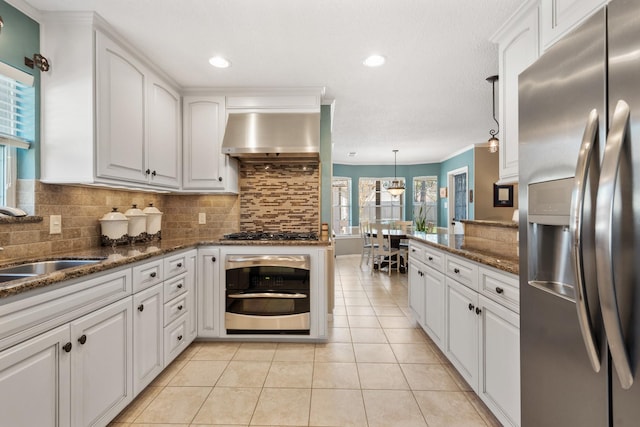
left=124, top=204, right=147, bottom=241
left=99, top=208, right=129, bottom=241
left=142, top=203, right=163, bottom=237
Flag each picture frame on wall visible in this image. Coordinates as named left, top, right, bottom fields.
left=493, top=184, right=514, bottom=207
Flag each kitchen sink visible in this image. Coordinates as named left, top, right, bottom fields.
left=0, top=259, right=105, bottom=277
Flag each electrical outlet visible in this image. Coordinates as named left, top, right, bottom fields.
left=198, top=212, right=206, bottom=225
left=50, top=215, right=62, bottom=234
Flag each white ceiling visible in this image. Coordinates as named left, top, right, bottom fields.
left=19, top=0, right=523, bottom=165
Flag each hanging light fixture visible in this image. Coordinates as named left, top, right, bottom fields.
left=386, top=149, right=405, bottom=197
left=486, top=75, right=499, bottom=153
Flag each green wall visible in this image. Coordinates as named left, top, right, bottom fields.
left=320, top=105, right=332, bottom=232
left=333, top=162, right=440, bottom=227
left=335, top=147, right=476, bottom=228
left=438, top=148, right=475, bottom=227
left=0, top=0, right=39, bottom=179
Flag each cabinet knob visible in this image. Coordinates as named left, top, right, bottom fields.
left=78, top=334, right=87, bottom=345
left=138, top=304, right=144, bottom=312
left=151, top=170, right=157, bottom=177
left=468, top=303, right=474, bottom=311
left=496, top=287, right=504, bottom=294
left=145, top=169, right=151, bottom=175
left=177, top=305, right=183, bottom=311
left=453, top=268, right=460, bottom=274
left=177, top=335, right=183, bottom=341
left=150, top=272, right=157, bottom=278
left=218, top=177, right=223, bottom=182
left=212, top=256, right=216, bottom=262
left=177, top=262, right=183, bottom=268
left=63, top=342, right=72, bottom=353
left=428, top=256, right=433, bottom=261
left=475, top=307, right=482, bottom=315
left=177, top=283, right=183, bottom=289
left=411, top=249, right=416, bottom=253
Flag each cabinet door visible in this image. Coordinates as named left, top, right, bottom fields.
left=183, top=96, right=238, bottom=191
left=147, top=77, right=181, bottom=188
left=132, top=284, right=163, bottom=395
left=0, top=325, right=71, bottom=427
left=197, top=248, right=220, bottom=337
left=96, top=31, right=147, bottom=184
left=424, top=266, right=446, bottom=350
left=478, top=295, right=521, bottom=427
left=445, top=277, right=479, bottom=392
left=408, top=261, right=425, bottom=327
left=540, top=0, right=606, bottom=51
left=185, top=251, right=198, bottom=342
left=70, top=297, right=133, bottom=427
left=496, top=3, right=539, bottom=184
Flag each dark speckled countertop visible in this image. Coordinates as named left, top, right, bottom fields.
left=0, top=238, right=332, bottom=300
left=408, top=232, right=519, bottom=275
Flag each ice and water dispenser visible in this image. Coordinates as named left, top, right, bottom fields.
left=527, top=178, right=578, bottom=301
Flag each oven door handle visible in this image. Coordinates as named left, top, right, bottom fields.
left=228, top=292, right=308, bottom=299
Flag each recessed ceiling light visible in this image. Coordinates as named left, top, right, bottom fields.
left=363, top=54, right=386, bottom=67
left=209, top=56, right=231, bottom=68
left=348, top=152, right=357, bottom=157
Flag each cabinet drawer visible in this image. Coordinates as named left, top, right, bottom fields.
left=409, top=241, right=444, bottom=272
left=164, top=252, right=189, bottom=280
left=164, top=293, right=188, bottom=326
left=164, top=313, right=188, bottom=365
left=132, top=260, right=163, bottom=293
left=445, top=255, right=478, bottom=291
left=163, top=273, right=188, bottom=303
left=479, top=267, right=519, bottom=314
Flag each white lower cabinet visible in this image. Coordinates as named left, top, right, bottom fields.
left=478, top=294, right=521, bottom=427
left=408, top=239, right=521, bottom=427
left=197, top=247, right=220, bottom=338
left=0, top=324, right=71, bottom=427
left=445, top=276, right=479, bottom=392
left=132, top=283, right=164, bottom=395
left=70, top=297, right=133, bottom=427
left=0, top=296, right=134, bottom=427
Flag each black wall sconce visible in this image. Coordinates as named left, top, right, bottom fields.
left=25, top=53, right=50, bottom=72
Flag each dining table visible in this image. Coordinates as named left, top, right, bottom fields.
left=366, top=229, right=408, bottom=272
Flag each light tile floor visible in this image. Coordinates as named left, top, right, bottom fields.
left=109, top=254, right=502, bottom=427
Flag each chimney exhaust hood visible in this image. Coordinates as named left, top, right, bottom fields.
left=221, top=112, right=320, bottom=159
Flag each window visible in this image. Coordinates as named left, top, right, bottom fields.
left=332, top=177, right=351, bottom=235
left=413, top=176, right=438, bottom=230
left=359, top=177, right=405, bottom=224
left=0, top=62, right=35, bottom=206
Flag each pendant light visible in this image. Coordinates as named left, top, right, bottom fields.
left=386, top=149, right=405, bottom=197
left=487, top=75, right=499, bottom=153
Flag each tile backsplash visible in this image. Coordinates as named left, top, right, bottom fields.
left=239, top=162, right=320, bottom=233
left=0, top=180, right=239, bottom=262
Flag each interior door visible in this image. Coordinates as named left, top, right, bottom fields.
left=448, top=168, right=468, bottom=233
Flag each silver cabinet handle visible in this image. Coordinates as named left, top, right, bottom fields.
left=228, top=292, right=307, bottom=299
left=596, top=99, right=633, bottom=389
left=570, top=108, right=601, bottom=373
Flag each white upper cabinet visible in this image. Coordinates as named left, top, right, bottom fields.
left=491, top=1, right=540, bottom=184
left=41, top=13, right=181, bottom=189
left=540, top=0, right=607, bottom=51
left=182, top=96, right=238, bottom=192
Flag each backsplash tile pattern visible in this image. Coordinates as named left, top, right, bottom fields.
left=0, top=180, right=239, bottom=262
left=239, top=162, right=320, bottom=233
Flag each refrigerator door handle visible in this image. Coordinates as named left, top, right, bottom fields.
left=596, top=99, right=633, bottom=390
left=570, top=108, right=601, bottom=372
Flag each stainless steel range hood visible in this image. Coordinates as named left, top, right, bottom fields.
left=221, top=112, right=320, bottom=159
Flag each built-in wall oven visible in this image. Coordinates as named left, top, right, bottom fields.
left=225, top=254, right=311, bottom=334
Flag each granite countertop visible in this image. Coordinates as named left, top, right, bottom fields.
left=0, top=238, right=332, bottom=300
left=408, top=232, right=519, bottom=275
left=461, top=219, right=519, bottom=229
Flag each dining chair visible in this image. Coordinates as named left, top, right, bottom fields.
left=359, top=221, right=376, bottom=267
left=396, top=221, right=412, bottom=269
left=371, top=223, right=400, bottom=275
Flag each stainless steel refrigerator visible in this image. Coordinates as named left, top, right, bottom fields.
left=519, top=0, right=640, bottom=425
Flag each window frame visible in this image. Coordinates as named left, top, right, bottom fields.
left=331, top=176, right=352, bottom=236
left=358, top=177, right=405, bottom=224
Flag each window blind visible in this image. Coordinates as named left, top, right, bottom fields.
left=0, top=65, right=34, bottom=150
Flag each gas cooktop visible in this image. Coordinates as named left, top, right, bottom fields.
left=223, top=231, right=319, bottom=241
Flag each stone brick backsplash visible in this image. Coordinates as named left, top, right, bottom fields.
left=239, top=162, right=320, bottom=233
left=0, top=180, right=239, bottom=262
